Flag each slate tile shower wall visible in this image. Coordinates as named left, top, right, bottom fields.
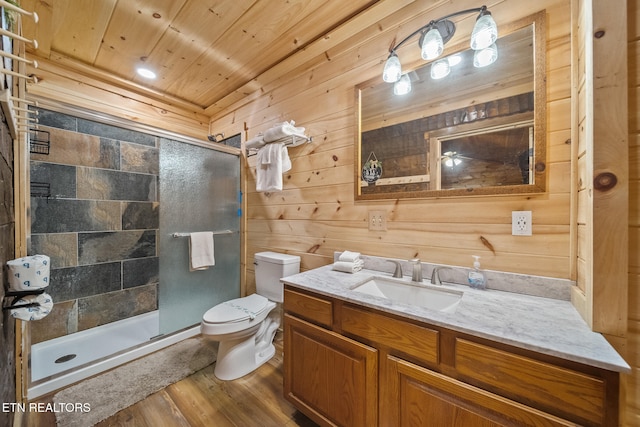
left=29, top=109, right=159, bottom=345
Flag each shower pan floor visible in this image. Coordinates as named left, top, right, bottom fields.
left=31, top=311, right=160, bottom=382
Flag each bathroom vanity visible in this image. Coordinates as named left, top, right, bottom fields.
left=281, top=261, right=629, bottom=427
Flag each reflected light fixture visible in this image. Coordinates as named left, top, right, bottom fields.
left=442, top=151, right=463, bottom=168
left=430, top=58, right=451, bottom=79
left=473, top=43, right=498, bottom=67
left=447, top=53, right=462, bottom=67
left=393, top=74, right=412, bottom=95
left=382, top=5, right=498, bottom=91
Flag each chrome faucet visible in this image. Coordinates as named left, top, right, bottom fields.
left=388, top=260, right=403, bottom=278
left=431, top=267, right=444, bottom=286
left=411, top=259, right=422, bottom=283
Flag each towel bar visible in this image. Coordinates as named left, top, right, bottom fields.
left=171, top=230, right=236, bottom=238
left=246, top=134, right=312, bottom=157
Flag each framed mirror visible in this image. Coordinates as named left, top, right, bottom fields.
left=355, top=11, right=546, bottom=200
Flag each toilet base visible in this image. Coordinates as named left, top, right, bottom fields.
left=213, top=311, right=280, bottom=380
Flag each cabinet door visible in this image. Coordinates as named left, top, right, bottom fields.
left=383, top=355, right=577, bottom=427
left=284, top=314, right=378, bottom=427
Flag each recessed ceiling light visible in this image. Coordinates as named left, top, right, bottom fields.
left=136, top=67, right=156, bottom=79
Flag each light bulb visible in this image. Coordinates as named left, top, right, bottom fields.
left=471, top=12, right=498, bottom=50
left=473, top=43, right=498, bottom=67
left=444, top=158, right=453, bottom=168
left=421, top=27, right=444, bottom=60
left=430, top=59, right=451, bottom=79
left=136, top=67, right=157, bottom=79
left=393, top=74, right=411, bottom=95
left=382, top=54, right=402, bottom=83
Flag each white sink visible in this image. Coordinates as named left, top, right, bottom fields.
left=351, top=276, right=463, bottom=313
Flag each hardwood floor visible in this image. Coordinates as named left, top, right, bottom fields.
left=22, top=335, right=317, bottom=427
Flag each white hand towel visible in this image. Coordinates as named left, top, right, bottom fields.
left=338, top=251, right=361, bottom=262
left=256, top=143, right=289, bottom=192
left=189, top=232, right=215, bottom=271
left=281, top=144, right=291, bottom=173
left=332, top=259, right=364, bottom=274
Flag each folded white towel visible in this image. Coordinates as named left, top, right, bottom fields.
left=245, top=134, right=265, bottom=150
left=332, top=259, right=364, bottom=274
left=263, top=120, right=307, bottom=142
left=256, top=143, right=291, bottom=192
left=189, top=232, right=215, bottom=271
left=339, top=251, right=361, bottom=263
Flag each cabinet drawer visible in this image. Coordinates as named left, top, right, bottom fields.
left=455, top=338, right=605, bottom=426
left=284, top=288, right=333, bottom=328
left=341, top=304, right=439, bottom=365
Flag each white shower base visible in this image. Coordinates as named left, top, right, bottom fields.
left=28, top=311, right=200, bottom=399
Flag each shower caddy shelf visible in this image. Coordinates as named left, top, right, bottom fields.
left=29, top=128, right=50, bottom=154
left=30, top=181, right=51, bottom=199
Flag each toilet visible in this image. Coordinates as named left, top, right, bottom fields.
left=201, top=251, right=300, bottom=380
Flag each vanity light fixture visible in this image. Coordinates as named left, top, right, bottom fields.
left=382, top=5, right=498, bottom=88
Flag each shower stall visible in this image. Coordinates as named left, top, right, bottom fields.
left=26, top=107, right=240, bottom=398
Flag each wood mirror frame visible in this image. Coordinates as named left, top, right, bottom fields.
left=355, top=11, right=546, bottom=200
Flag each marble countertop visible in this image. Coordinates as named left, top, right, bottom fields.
left=281, top=264, right=630, bottom=373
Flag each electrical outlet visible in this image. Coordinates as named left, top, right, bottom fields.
left=368, top=210, right=387, bottom=231
left=512, top=211, right=532, bottom=236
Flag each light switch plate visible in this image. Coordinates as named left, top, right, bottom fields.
left=512, top=211, right=532, bottom=236
left=368, top=210, right=387, bottom=231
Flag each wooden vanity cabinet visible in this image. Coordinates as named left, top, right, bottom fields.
left=283, top=289, right=378, bottom=427
left=384, top=355, right=578, bottom=426
left=283, top=286, right=619, bottom=427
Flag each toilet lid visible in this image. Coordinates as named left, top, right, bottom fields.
left=202, top=294, right=269, bottom=324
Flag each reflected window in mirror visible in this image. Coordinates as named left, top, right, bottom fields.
left=437, top=123, right=533, bottom=190
left=355, top=11, right=546, bottom=200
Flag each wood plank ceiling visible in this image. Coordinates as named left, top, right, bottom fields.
left=19, top=0, right=378, bottom=114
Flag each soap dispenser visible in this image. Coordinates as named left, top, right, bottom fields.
left=468, top=255, right=486, bottom=289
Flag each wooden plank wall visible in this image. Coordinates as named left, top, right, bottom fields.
left=574, top=0, right=632, bottom=424
left=627, top=0, right=640, bottom=424
left=19, top=0, right=636, bottom=422
left=209, top=0, right=572, bottom=289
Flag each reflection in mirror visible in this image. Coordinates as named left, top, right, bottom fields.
left=437, top=122, right=533, bottom=190
left=356, top=11, right=546, bottom=200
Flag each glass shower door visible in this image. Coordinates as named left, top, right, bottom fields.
left=159, top=138, right=240, bottom=334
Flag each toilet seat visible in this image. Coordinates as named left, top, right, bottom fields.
left=202, top=294, right=275, bottom=334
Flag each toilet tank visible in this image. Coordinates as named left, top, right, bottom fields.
left=254, top=251, right=300, bottom=303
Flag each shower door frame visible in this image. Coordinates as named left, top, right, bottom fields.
left=18, top=97, right=247, bottom=400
